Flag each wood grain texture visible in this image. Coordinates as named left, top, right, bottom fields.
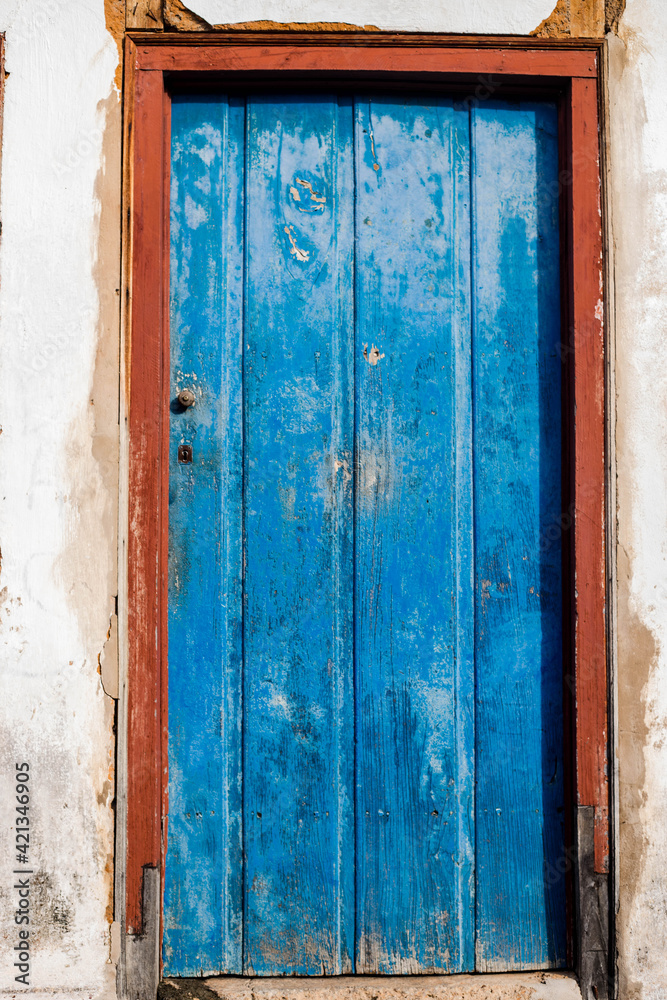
left=568, top=79, right=608, bottom=875
left=132, top=43, right=597, bottom=78
left=472, top=101, right=566, bottom=971
left=164, top=92, right=570, bottom=975
left=126, top=50, right=607, bottom=978
left=126, top=66, right=165, bottom=937
left=124, top=867, right=161, bottom=1000
left=129, top=32, right=603, bottom=48
left=353, top=97, right=474, bottom=974
left=163, top=95, right=245, bottom=976
left=127, top=0, right=164, bottom=29
left=242, top=96, right=355, bottom=976
left=576, top=806, right=610, bottom=999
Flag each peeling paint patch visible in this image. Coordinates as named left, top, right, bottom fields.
left=367, top=116, right=381, bottom=172
left=185, top=193, right=210, bottom=229
left=532, top=0, right=570, bottom=36
left=99, top=605, right=119, bottom=700
left=363, top=343, right=384, bottom=366
left=165, top=0, right=212, bottom=29
left=103, top=0, right=124, bottom=90
left=531, top=0, right=606, bottom=37
left=283, top=225, right=310, bottom=262
left=295, top=177, right=326, bottom=211
left=335, top=457, right=352, bottom=482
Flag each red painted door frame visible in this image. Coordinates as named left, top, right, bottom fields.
left=122, top=31, right=608, bottom=976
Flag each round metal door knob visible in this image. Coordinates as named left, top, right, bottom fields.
left=177, top=388, right=196, bottom=408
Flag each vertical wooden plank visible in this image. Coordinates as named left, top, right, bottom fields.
left=569, top=78, right=608, bottom=874
left=558, top=92, right=576, bottom=970
left=126, top=66, right=165, bottom=938
left=472, top=101, right=566, bottom=970
left=243, top=95, right=355, bottom=975
left=160, top=81, right=172, bottom=979
left=568, top=77, right=609, bottom=998
left=163, top=95, right=244, bottom=976
left=354, top=97, right=474, bottom=974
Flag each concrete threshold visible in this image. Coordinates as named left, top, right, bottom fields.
left=159, top=973, right=582, bottom=1000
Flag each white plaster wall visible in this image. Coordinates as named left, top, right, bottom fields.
left=188, top=0, right=555, bottom=33
left=0, top=0, right=120, bottom=996
left=607, top=2, right=667, bottom=997
left=0, top=0, right=665, bottom=997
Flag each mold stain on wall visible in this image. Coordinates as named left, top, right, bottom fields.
left=615, top=551, right=652, bottom=1000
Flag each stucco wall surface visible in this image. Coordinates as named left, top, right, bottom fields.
left=184, top=0, right=556, bottom=33
left=0, top=0, right=664, bottom=997
left=607, top=1, right=667, bottom=997
left=0, top=0, right=120, bottom=996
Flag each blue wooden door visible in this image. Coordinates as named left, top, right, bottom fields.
left=164, top=93, right=565, bottom=978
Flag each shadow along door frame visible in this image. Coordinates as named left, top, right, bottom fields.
left=120, top=31, right=609, bottom=995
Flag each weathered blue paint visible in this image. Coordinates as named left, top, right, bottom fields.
left=165, top=95, right=245, bottom=975
left=353, top=98, right=474, bottom=974
left=471, top=102, right=565, bottom=970
left=243, top=96, right=355, bottom=976
left=165, top=93, right=564, bottom=978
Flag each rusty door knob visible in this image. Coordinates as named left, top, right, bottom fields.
left=177, top=389, right=196, bottom=408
